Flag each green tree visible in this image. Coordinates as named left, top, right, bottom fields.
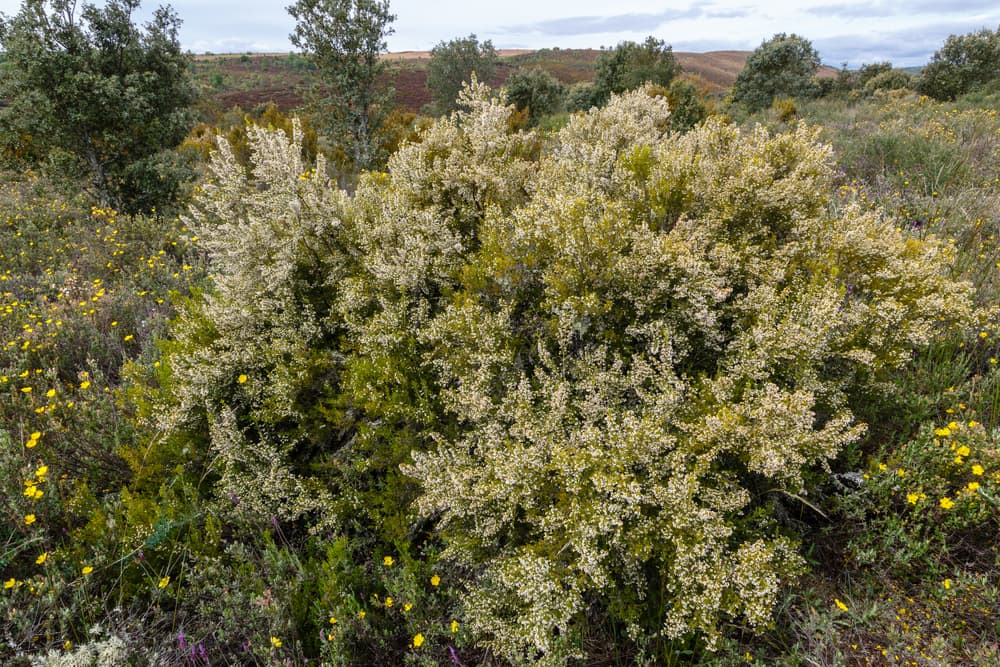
left=504, top=66, right=565, bottom=125
left=918, top=26, right=1000, bottom=101
left=426, top=33, right=497, bottom=114
left=0, top=0, right=196, bottom=214
left=287, top=0, right=395, bottom=171
left=730, top=33, right=820, bottom=111
left=593, top=36, right=680, bottom=104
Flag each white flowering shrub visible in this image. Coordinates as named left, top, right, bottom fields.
left=153, top=85, right=977, bottom=664
left=401, top=92, right=977, bottom=661
left=155, top=120, right=355, bottom=525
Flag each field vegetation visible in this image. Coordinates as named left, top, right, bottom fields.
left=1, top=1, right=999, bottom=664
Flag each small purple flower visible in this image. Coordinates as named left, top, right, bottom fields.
left=229, top=492, right=240, bottom=505
left=271, top=516, right=279, bottom=529
left=449, top=645, right=462, bottom=664
left=178, top=630, right=186, bottom=650
left=198, top=643, right=207, bottom=660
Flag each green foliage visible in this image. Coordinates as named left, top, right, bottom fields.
left=426, top=34, right=498, bottom=115
left=662, top=77, right=710, bottom=132
left=564, top=81, right=602, bottom=113
left=731, top=33, right=821, bottom=111
left=593, top=36, right=680, bottom=105
left=504, top=67, right=566, bottom=125
left=287, top=0, right=396, bottom=171
left=0, top=0, right=197, bottom=214
left=863, top=68, right=913, bottom=94
left=918, top=26, right=1000, bottom=101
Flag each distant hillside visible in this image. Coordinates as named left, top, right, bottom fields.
left=190, top=49, right=838, bottom=116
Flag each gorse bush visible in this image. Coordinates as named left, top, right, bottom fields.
left=143, top=82, right=983, bottom=665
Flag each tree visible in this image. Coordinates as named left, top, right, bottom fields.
left=593, top=36, right=680, bottom=105
left=918, top=26, right=1000, bottom=101
left=0, top=0, right=196, bottom=214
left=426, top=34, right=497, bottom=114
left=730, top=33, right=820, bottom=111
left=504, top=66, right=565, bottom=125
left=288, top=0, right=395, bottom=171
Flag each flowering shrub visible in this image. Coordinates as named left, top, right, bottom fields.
left=144, top=83, right=979, bottom=664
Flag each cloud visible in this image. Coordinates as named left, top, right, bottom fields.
left=813, top=19, right=999, bottom=66
left=498, top=7, right=708, bottom=36
left=806, top=0, right=1000, bottom=19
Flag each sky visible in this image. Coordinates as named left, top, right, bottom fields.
left=0, top=1, right=997, bottom=68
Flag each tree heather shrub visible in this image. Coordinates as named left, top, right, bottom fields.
left=402, top=92, right=977, bottom=661
left=161, top=84, right=978, bottom=664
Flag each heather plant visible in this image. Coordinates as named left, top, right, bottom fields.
left=401, top=90, right=979, bottom=663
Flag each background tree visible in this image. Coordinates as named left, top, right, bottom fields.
left=918, top=26, right=1000, bottom=101
left=730, top=33, right=820, bottom=111
left=288, top=0, right=395, bottom=171
left=0, top=0, right=196, bottom=214
left=504, top=66, right=565, bottom=125
left=426, top=33, right=497, bottom=114
left=593, top=36, right=680, bottom=105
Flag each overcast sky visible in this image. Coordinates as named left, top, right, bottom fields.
left=1, top=0, right=997, bottom=67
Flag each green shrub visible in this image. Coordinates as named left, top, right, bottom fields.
left=731, top=33, right=820, bottom=111
left=504, top=67, right=566, bottom=125
left=918, top=26, right=1000, bottom=101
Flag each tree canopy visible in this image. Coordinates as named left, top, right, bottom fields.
left=918, top=26, right=1000, bottom=101
left=0, top=0, right=196, bottom=213
left=288, top=0, right=396, bottom=171
left=730, top=33, right=820, bottom=111
left=426, top=34, right=497, bottom=114
left=593, top=36, right=680, bottom=104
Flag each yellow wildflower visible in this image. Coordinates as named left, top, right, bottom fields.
left=238, top=374, right=248, bottom=384
left=79, top=381, right=90, bottom=389
left=4, top=578, right=15, bottom=589
left=36, top=552, right=48, bottom=565
left=24, top=514, right=35, bottom=525
left=404, top=602, right=413, bottom=612
left=45, top=389, right=55, bottom=398
left=329, top=616, right=337, bottom=624
left=430, top=574, right=440, bottom=586
left=358, top=610, right=366, bottom=619
left=412, top=633, right=424, bottom=648
left=270, top=637, right=282, bottom=648
left=451, top=620, right=459, bottom=633
left=943, top=578, right=953, bottom=590
left=82, top=566, right=93, bottom=575
left=835, top=598, right=848, bottom=612
left=385, top=597, right=393, bottom=608
left=972, top=464, right=984, bottom=476
left=383, top=555, right=393, bottom=566
left=934, top=427, right=951, bottom=437
left=957, top=445, right=971, bottom=457
left=157, top=576, right=170, bottom=588
left=967, top=481, right=980, bottom=492
left=939, top=497, right=955, bottom=509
